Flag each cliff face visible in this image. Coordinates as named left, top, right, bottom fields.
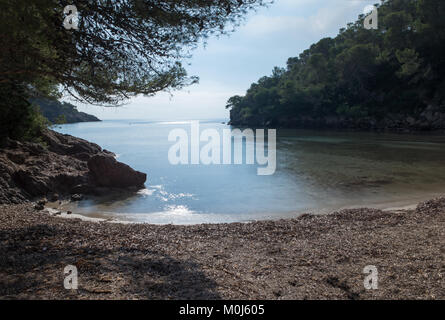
left=32, top=98, right=101, bottom=124
left=0, top=129, right=146, bottom=204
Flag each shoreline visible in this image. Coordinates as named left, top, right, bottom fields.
left=44, top=202, right=421, bottom=225
left=0, top=129, right=146, bottom=206
left=228, top=121, right=445, bottom=134
left=45, top=195, right=429, bottom=225
left=1, top=197, right=444, bottom=299
left=2, top=125, right=444, bottom=299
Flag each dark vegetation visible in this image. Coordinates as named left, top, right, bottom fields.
left=32, top=98, right=100, bottom=124
left=0, top=0, right=267, bottom=141
left=228, top=0, right=445, bottom=130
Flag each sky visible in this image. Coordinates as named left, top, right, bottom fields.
left=72, top=0, right=378, bottom=121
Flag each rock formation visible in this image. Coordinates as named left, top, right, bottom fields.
left=0, top=129, right=146, bottom=204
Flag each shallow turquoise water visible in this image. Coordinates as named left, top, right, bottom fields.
left=54, top=120, right=445, bottom=224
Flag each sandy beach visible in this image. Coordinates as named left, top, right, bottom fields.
left=0, top=197, right=444, bottom=300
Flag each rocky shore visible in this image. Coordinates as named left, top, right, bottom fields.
left=0, top=129, right=147, bottom=205
left=0, top=197, right=444, bottom=300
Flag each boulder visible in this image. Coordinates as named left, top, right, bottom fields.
left=88, top=154, right=146, bottom=188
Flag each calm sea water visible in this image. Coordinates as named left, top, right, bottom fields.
left=54, top=120, right=445, bottom=224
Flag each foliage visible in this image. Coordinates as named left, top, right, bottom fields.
left=54, top=114, right=67, bottom=125
left=31, top=98, right=100, bottom=124
left=228, top=0, right=445, bottom=127
left=0, top=83, right=50, bottom=141
left=0, top=0, right=267, bottom=140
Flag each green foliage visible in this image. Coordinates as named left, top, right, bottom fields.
left=31, top=98, right=100, bottom=124
left=54, top=114, right=67, bottom=125
left=1, top=0, right=268, bottom=105
left=23, top=108, right=51, bottom=143
left=228, top=0, right=445, bottom=127
left=0, top=0, right=267, bottom=140
left=0, top=83, right=50, bottom=142
left=395, top=48, right=422, bottom=81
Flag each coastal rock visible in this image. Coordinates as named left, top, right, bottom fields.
left=0, top=129, right=147, bottom=204
left=88, top=155, right=146, bottom=188
left=40, top=129, right=102, bottom=155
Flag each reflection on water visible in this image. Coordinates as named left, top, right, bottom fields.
left=54, top=120, right=445, bottom=224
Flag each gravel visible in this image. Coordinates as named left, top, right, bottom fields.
left=0, top=197, right=444, bottom=300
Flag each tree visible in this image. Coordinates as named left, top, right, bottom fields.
left=0, top=0, right=267, bottom=139
left=1, top=0, right=268, bottom=104
left=228, top=0, right=445, bottom=128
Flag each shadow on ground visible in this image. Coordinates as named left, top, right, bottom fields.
left=0, top=224, right=220, bottom=299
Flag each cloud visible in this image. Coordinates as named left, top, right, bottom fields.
left=240, top=15, right=307, bottom=37
left=240, top=0, right=375, bottom=38
left=277, top=0, right=319, bottom=9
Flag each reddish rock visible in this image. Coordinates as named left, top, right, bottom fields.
left=88, top=155, right=146, bottom=188
left=0, top=129, right=146, bottom=204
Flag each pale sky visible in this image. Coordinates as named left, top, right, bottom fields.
left=72, top=0, right=377, bottom=121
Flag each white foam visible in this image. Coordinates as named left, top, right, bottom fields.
left=137, top=188, right=155, bottom=196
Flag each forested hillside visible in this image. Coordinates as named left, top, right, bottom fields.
left=228, top=0, right=445, bottom=130
left=32, top=98, right=100, bottom=124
